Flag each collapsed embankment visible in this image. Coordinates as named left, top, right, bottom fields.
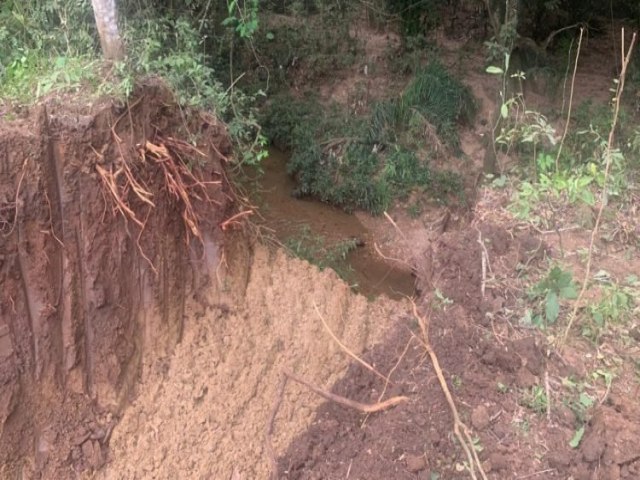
left=0, top=86, right=404, bottom=479
left=0, top=84, right=234, bottom=476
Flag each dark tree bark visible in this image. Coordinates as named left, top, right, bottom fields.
left=91, top=0, right=124, bottom=61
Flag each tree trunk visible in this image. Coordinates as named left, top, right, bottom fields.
left=91, top=0, right=124, bottom=61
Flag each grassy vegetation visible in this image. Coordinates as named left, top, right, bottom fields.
left=262, top=62, right=475, bottom=214
left=0, top=0, right=267, bottom=164
left=284, top=225, right=357, bottom=282
left=484, top=25, right=640, bottom=356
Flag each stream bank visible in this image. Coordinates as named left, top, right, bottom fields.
left=244, top=148, right=416, bottom=300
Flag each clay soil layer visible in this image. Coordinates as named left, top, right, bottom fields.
left=0, top=87, right=403, bottom=479
left=0, top=84, right=233, bottom=477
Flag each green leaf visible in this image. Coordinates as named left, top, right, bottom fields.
left=545, top=291, right=560, bottom=324
left=569, top=426, right=585, bottom=448
left=221, top=17, right=236, bottom=26
left=579, top=392, right=594, bottom=408
left=266, top=31, right=275, bottom=40
left=592, top=311, right=604, bottom=326
left=559, top=285, right=578, bottom=299
left=500, top=103, right=509, bottom=119
left=580, top=189, right=595, bottom=206
left=486, top=66, right=504, bottom=75
left=532, top=314, right=544, bottom=328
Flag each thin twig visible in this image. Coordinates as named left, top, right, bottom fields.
left=373, top=243, right=413, bottom=269
left=3, top=157, right=28, bottom=237
left=313, top=303, right=390, bottom=384
left=560, top=35, right=576, bottom=115
left=284, top=370, right=408, bottom=413
left=383, top=211, right=407, bottom=240
left=476, top=228, right=488, bottom=299
left=555, top=27, right=584, bottom=172
left=545, top=370, right=551, bottom=422
left=378, top=336, right=413, bottom=404
left=559, top=31, right=637, bottom=349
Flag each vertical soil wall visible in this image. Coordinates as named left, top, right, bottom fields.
left=0, top=85, right=232, bottom=476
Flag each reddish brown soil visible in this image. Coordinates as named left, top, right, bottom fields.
left=0, top=82, right=233, bottom=477
left=2, top=14, right=639, bottom=480
left=278, top=224, right=640, bottom=479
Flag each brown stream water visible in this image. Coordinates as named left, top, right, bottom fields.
left=245, top=149, right=415, bottom=299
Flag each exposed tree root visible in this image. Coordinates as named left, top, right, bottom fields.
left=264, top=370, right=409, bottom=480
left=411, top=300, right=488, bottom=480
left=95, top=126, right=227, bottom=275
left=220, top=210, right=254, bottom=231
left=1, top=157, right=28, bottom=237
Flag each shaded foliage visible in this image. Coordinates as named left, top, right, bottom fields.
left=261, top=62, right=473, bottom=214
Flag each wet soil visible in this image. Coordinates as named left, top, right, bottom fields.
left=278, top=224, right=640, bottom=480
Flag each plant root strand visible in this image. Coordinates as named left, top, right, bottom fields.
left=264, top=370, right=409, bottom=480
left=411, top=300, right=488, bottom=480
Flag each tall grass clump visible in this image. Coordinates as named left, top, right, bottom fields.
left=262, top=62, right=473, bottom=214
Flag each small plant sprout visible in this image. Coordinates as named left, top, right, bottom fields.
left=526, top=266, right=578, bottom=329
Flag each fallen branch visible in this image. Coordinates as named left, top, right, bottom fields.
left=313, top=302, right=390, bottom=384
left=284, top=370, right=408, bottom=413
left=383, top=211, right=407, bottom=240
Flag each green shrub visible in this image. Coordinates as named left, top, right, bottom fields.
left=262, top=62, right=472, bottom=214
left=403, top=62, right=477, bottom=146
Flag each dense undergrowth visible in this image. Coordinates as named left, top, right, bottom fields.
left=1, top=0, right=639, bottom=217
left=262, top=62, right=475, bottom=214
left=0, top=0, right=267, bottom=163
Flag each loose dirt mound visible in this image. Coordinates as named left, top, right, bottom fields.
left=0, top=83, right=232, bottom=477
left=278, top=224, right=640, bottom=479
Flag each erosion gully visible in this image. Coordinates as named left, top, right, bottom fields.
left=244, top=148, right=415, bottom=300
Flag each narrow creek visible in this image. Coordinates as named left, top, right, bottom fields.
left=244, top=148, right=416, bottom=300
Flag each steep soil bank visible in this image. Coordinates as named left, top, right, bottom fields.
left=0, top=84, right=232, bottom=477
left=97, top=245, right=403, bottom=479
left=0, top=85, right=406, bottom=479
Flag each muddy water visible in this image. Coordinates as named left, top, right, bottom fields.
left=246, top=149, right=415, bottom=299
